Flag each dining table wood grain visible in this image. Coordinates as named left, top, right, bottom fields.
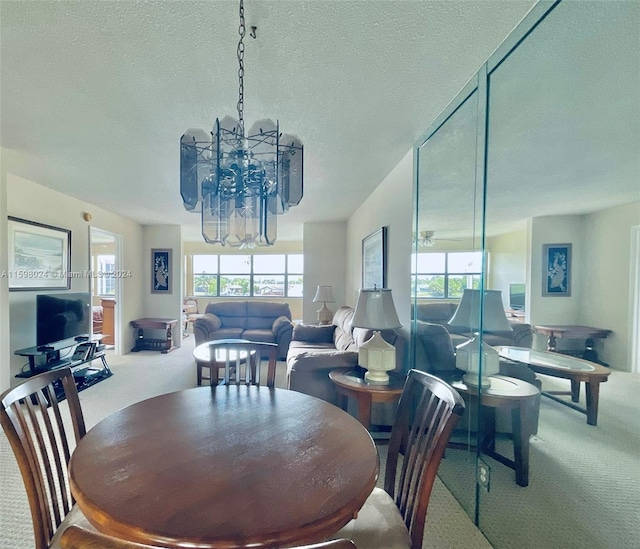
left=69, top=386, right=378, bottom=549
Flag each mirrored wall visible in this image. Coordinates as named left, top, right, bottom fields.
left=412, top=0, right=639, bottom=546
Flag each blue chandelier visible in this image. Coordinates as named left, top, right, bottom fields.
left=180, top=0, right=303, bottom=248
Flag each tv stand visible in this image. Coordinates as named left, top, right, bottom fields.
left=15, top=334, right=112, bottom=397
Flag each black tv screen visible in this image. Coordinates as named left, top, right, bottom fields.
left=509, top=283, right=526, bottom=311
left=36, top=292, right=91, bottom=347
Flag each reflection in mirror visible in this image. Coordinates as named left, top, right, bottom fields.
left=412, top=0, right=639, bottom=546
left=481, top=1, right=639, bottom=547
left=413, top=87, right=485, bottom=520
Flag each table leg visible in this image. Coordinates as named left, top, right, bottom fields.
left=338, top=394, right=349, bottom=413
left=481, top=407, right=497, bottom=454
left=570, top=379, right=580, bottom=402
left=357, top=395, right=372, bottom=429
left=547, top=333, right=557, bottom=352
left=511, top=403, right=532, bottom=488
left=585, top=381, right=601, bottom=426
left=162, top=325, right=173, bottom=354
left=197, top=362, right=203, bottom=386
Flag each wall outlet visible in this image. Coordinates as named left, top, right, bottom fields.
left=477, top=458, right=491, bottom=492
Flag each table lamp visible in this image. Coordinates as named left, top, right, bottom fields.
left=351, top=288, right=402, bottom=384
left=449, top=289, right=512, bottom=388
left=313, top=285, right=335, bottom=325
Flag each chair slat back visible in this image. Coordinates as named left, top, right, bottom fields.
left=1, top=368, right=86, bottom=549
left=208, top=340, right=278, bottom=388
left=385, top=369, right=465, bottom=549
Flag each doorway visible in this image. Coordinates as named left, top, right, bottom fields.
left=89, top=228, right=123, bottom=355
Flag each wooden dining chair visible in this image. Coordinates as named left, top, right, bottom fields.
left=60, top=525, right=358, bottom=549
left=0, top=367, right=91, bottom=549
left=207, top=339, right=279, bottom=388
left=334, top=369, right=465, bottom=549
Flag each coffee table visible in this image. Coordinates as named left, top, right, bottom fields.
left=193, top=339, right=253, bottom=386
left=497, top=346, right=610, bottom=426
left=329, top=367, right=405, bottom=442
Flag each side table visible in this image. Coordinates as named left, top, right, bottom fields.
left=130, top=318, right=178, bottom=353
left=329, top=367, right=405, bottom=442
left=448, top=374, right=540, bottom=487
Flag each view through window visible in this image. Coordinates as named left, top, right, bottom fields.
left=93, top=254, right=116, bottom=296
left=412, top=251, right=482, bottom=298
left=191, top=254, right=303, bottom=297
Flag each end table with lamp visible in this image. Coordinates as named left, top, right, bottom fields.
left=449, top=289, right=513, bottom=388
left=350, top=287, right=403, bottom=385
left=313, top=285, right=335, bottom=325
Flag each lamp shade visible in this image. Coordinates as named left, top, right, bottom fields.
left=351, top=288, right=402, bottom=330
left=449, top=289, right=512, bottom=332
left=313, top=285, right=335, bottom=303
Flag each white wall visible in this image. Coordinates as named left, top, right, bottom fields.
left=580, top=202, right=640, bottom=371
left=487, top=224, right=528, bottom=308
left=0, top=153, right=10, bottom=391
left=303, top=222, right=347, bottom=324
left=143, top=225, right=183, bottom=348
left=6, top=174, right=145, bottom=381
left=347, top=149, right=413, bottom=364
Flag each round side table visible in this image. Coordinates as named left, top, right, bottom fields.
left=193, top=339, right=253, bottom=386
left=329, top=367, right=405, bottom=439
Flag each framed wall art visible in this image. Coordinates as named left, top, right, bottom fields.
left=362, top=226, right=387, bottom=289
left=542, top=243, right=571, bottom=297
left=7, top=216, right=71, bottom=291
left=151, top=248, right=172, bottom=294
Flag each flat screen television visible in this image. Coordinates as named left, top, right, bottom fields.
left=509, top=283, right=526, bottom=311
left=36, top=292, right=92, bottom=347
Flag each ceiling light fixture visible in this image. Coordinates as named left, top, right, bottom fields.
left=180, top=0, right=303, bottom=248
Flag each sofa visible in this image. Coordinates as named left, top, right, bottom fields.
left=413, top=301, right=533, bottom=348
left=194, top=301, right=294, bottom=359
left=286, top=306, right=406, bottom=405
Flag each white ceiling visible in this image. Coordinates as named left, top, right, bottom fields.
left=2, top=1, right=637, bottom=245
left=1, top=0, right=540, bottom=242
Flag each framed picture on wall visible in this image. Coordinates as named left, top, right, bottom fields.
left=151, top=248, right=172, bottom=294
left=362, top=227, right=387, bottom=289
left=7, top=216, right=71, bottom=291
left=542, top=243, right=571, bottom=297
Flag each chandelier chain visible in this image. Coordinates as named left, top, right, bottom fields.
left=237, top=0, right=246, bottom=135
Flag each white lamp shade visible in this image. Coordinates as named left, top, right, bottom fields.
left=449, top=289, right=512, bottom=332
left=313, top=285, right=335, bottom=303
left=351, top=289, right=402, bottom=330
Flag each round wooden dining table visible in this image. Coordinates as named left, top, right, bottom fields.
left=69, top=386, right=378, bottom=549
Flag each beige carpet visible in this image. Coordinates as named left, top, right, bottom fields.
left=0, top=337, right=490, bottom=549
left=438, top=368, right=640, bottom=549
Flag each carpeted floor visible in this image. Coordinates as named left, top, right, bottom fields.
left=438, top=368, right=640, bottom=549
left=0, top=337, right=491, bottom=549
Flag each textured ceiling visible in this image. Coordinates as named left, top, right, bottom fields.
left=1, top=0, right=539, bottom=242
left=415, top=0, right=640, bottom=238
left=3, top=1, right=637, bottom=244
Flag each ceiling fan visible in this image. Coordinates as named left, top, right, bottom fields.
left=417, top=231, right=462, bottom=248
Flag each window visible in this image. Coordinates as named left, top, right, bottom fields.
left=93, top=254, right=116, bottom=296
left=190, top=254, right=303, bottom=298
left=412, top=251, right=482, bottom=298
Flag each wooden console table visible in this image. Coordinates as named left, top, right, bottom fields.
left=533, top=325, right=612, bottom=364
left=130, top=318, right=178, bottom=353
